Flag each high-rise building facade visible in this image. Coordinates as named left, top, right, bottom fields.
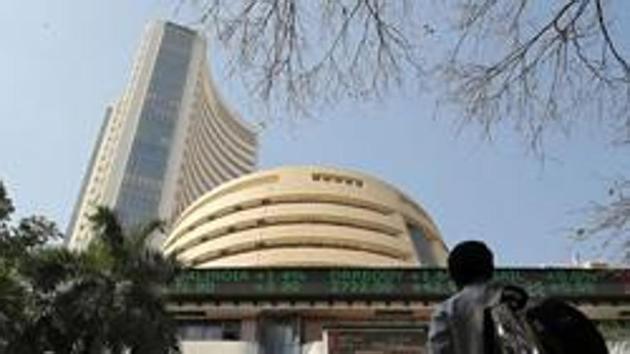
left=67, top=21, right=257, bottom=249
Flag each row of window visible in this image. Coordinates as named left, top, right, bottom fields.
left=178, top=320, right=241, bottom=341
left=194, top=107, right=246, bottom=180
left=189, top=237, right=410, bottom=266
left=202, top=85, right=257, bottom=149
left=172, top=174, right=279, bottom=226
left=113, top=30, right=193, bottom=230
left=199, top=99, right=256, bottom=167
left=166, top=197, right=399, bottom=250
left=312, top=173, right=364, bottom=188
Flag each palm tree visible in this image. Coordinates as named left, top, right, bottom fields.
left=0, top=181, right=61, bottom=353
left=0, top=181, right=180, bottom=353
left=11, top=207, right=181, bottom=354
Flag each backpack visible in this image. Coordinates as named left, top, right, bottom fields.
left=484, top=285, right=609, bottom=354
left=484, top=285, right=543, bottom=354
left=526, top=298, right=608, bottom=354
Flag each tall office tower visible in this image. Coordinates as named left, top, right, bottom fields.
left=67, top=21, right=258, bottom=249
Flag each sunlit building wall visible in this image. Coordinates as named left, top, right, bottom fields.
left=163, top=166, right=448, bottom=267
left=67, top=21, right=257, bottom=249
left=164, top=166, right=447, bottom=354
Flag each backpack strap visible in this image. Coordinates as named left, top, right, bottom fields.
left=483, top=284, right=511, bottom=354
left=483, top=306, right=500, bottom=354
left=483, top=284, right=535, bottom=354
left=499, top=285, right=529, bottom=311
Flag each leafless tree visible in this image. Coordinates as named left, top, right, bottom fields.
left=442, top=0, right=630, bottom=152
left=188, top=0, right=425, bottom=115
left=187, top=1, right=629, bottom=139
left=575, top=179, right=630, bottom=262
left=438, top=0, right=630, bottom=261
left=184, top=0, right=630, bottom=260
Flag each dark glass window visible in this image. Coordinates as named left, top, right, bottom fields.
left=178, top=320, right=241, bottom=341
left=115, top=24, right=195, bottom=228
left=260, top=317, right=300, bottom=354
left=408, top=223, right=439, bottom=266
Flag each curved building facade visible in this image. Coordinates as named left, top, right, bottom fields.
left=67, top=21, right=257, bottom=249
left=163, top=166, right=447, bottom=267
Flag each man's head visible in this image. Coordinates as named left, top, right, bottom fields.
left=448, top=240, right=494, bottom=289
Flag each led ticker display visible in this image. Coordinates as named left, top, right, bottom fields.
left=168, top=268, right=630, bottom=301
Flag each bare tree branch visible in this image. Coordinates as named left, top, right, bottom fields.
left=183, top=0, right=630, bottom=257
left=575, top=179, right=630, bottom=262
left=189, top=0, right=425, bottom=116
left=594, top=0, right=630, bottom=77
left=441, top=0, right=630, bottom=153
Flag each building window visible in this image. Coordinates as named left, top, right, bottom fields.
left=178, top=320, right=241, bottom=341
left=311, top=173, right=364, bottom=188
left=222, top=321, right=241, bottom=340
left=407, top=223, right=439, bottom=266
left=260, top=317, right=300, bottom=354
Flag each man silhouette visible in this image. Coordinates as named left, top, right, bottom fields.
left=428, top=240, right=500, bottom=354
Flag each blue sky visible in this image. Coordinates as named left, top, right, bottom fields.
left=1, top=1, right=629, bottom=265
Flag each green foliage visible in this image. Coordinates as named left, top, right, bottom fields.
left=0, top=181, right=181, bottom=353
left=0, top=181, right=62, bottom=352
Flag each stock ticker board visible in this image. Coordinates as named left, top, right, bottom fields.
left=168, top=268, right=630, bottom=301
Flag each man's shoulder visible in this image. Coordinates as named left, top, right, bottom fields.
left=440, top=282, right=502, bottom=311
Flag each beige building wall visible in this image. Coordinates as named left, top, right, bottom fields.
left=163, top=166, right=448, bottom=267
left=67, top=21, right=257, bottom=249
